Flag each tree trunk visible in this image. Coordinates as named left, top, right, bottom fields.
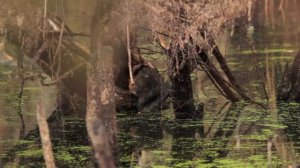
left=168, top=46, right=195, bottom=119
left=170, top=65, right=195, bottom=119
left=86, top=0, right=117, bottom=167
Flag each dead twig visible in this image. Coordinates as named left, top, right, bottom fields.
left=41, top=62, right=86, bottom=86
left=17, top=36, right=26, bottom=139
left=127, top=25, right=134, bottom=85
left=126, top=0, right=134, bottom=85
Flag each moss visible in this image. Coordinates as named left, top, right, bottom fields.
left=16, top=149, right=43, bottom=157
left=215, top=159, right=247, bottom=168
left=67, top=146, right=90, bottom=152
left=173, top=160, right=193, bottom=168
left=152, top=165, right=170, bottom=168
left=239, top=48, right=295, bottom=55
left=55, top=150, right=76, bottom=164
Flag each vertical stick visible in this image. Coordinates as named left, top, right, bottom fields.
left=265, top=0, right=269, bottom=25
left=127, top=23, right=134, bottom=85
left=247, top=0, right=253, bottom=22
left=17, top=38, right=26, bottom=139
left=37, top=100, right=56, bottom=168
left=43, top=0, right=47, bottom=39
left=126, top=0, right=134, bottom=85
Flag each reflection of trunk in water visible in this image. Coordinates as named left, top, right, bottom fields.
left=266, top=50, right=300, bottom=167
left=265, top=50, right=277, bottom=120
left=171, top=123, right=197, bottom=162
left=265, top=49, right=277, bottom=167
left=278, top=50, right=300, bottom=101
left=209, top=103, right=245, bottom=158
left=17, top=55, right=26, bottom=139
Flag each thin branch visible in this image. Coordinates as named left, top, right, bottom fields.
left=41, top=62, right=86, bottom=86
left=127, top=26, right=134, bottom=84
left=247, top=37, right=269, bottom=102
left=43, top=0, right=48, bottom=39
left=126, top=3, right=134, bottom=85
left=31, top=41, right=49, bottom=64
left=53, top=22, right=64, bottom=79
left=17, top=36, right=26, bottom=139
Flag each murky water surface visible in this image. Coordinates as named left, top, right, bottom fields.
left=0, top=1, right=300, bottom=167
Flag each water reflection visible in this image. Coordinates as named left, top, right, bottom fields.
left=0, top=75, right=57, bottom=166
left=1, top=0, right=300, bottom=167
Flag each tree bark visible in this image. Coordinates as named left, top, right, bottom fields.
left=86, top=0, right=118, bottom=167
left=86, top=46, right=117, bottom=168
